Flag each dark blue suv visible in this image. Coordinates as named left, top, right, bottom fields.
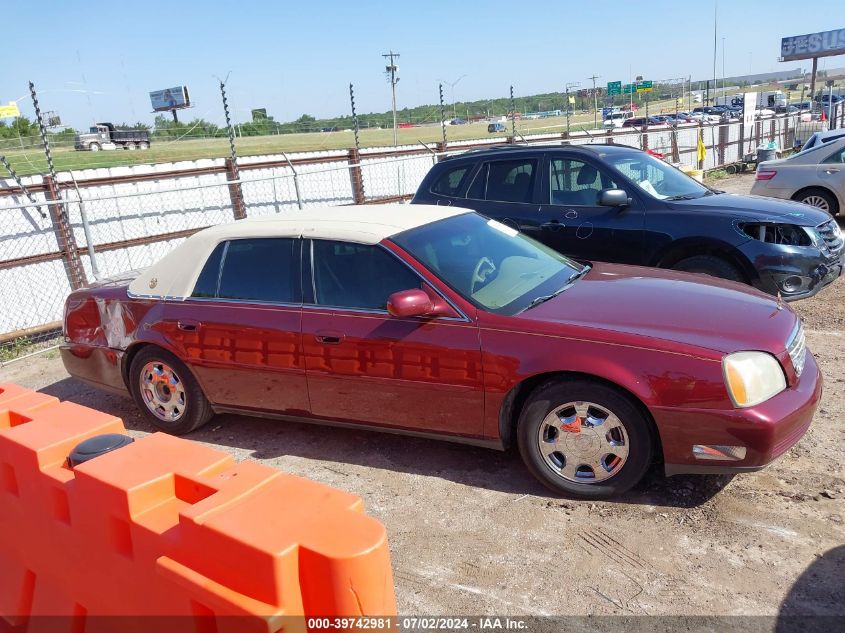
left=411, top=144, right=844, bottom=300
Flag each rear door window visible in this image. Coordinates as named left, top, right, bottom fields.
left=431, top=165, right=471, bottom=196
left=466, top=159, right=537, bottom=203
left=192, top=238, right=300, bottom=303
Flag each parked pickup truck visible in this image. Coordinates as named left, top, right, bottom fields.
left=74, top=123, right=151, bottom=151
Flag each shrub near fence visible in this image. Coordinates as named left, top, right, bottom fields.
left=0, top=113, right=832, bottom=345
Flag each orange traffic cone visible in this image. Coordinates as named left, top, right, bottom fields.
left=820, top=109, right=827, bottom=122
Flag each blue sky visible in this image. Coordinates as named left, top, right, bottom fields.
left=3, top=1, right=843, bottom=129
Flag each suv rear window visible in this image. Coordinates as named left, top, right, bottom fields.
left=430, top=165, right=471, bottom=196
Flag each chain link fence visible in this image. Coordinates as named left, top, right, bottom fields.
left=0, top=111, right=834, bottom=358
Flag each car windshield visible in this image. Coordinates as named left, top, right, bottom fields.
left=392, top=212, right=585, bottom=315
left=604, top=151, right=711, bottom=200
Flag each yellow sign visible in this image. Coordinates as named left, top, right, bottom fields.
left=677, top=96, right=684, bottom=105
left=697, top=136, right=707, bottom=163
left=568, top=95, right=575, bottom=105
left=0, top=102, right=21, bottom=118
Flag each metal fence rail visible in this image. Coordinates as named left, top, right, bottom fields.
left=0, top=111, right=836, bottom=345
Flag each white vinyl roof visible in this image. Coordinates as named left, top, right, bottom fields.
left=128, top=203, right=471, bottom=300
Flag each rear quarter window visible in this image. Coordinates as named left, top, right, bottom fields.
left=191, top=242, right=225, bottom=298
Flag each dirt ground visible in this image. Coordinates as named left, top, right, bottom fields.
left=2, top=172, right=843, bottom=623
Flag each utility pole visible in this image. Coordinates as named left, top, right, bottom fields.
left=710, top=0, right=717, bottom=106
left=382, top=51, right=400, bottom=146
left=588, top=74, right=601, bottom=129
left=510, top=85, right=516, bottom=138
left=565, top=82, right=580, bottom=136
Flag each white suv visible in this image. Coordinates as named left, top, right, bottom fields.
left=602, top=111, right=633, bottom=129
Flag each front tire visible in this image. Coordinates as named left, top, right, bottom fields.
left=671, top=255, right=743, bottom=282
left=89, top=143, right=101, bottom=151
left=128, top=346, right=213, bottom=435
left=517, top=379, right=653, bottom=499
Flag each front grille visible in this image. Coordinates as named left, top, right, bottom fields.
left=817, top=219, right=843, bottom=255
left=787, top=322, right=807, bottom=378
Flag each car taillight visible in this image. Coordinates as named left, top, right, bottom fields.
left=756, top=169, right=777, bottom=181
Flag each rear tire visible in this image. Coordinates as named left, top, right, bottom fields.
left=671, top=255, right=743, bottom=282
left=126, top=142, right=137, bottom=151
left=517, top=379, right=653, bottom=499
left=792, top=188, right=838, bottom=216
left=128, top=346, right=213, bottom=435
left=139, top=141, right=150, bottom=149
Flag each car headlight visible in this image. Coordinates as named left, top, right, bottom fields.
left=723, top=351, right=787, bottom=408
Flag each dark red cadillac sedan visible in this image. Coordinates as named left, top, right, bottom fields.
left=61, top=204, right=821, bottom=499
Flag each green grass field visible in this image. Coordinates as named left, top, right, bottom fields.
left=0, top=96, right=691, bottom=178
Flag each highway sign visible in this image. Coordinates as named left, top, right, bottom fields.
left=607, top=81, right=622, bottom=95
left=636, top=80, right=653, bottom=93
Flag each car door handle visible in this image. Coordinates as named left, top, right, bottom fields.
left=315, top=331, right=344, bottom=345
left=540, top=220, right=564, bottom=231
left=824, top=168, right=840, bottom=174
left=177, top=320, right=201, bottom=331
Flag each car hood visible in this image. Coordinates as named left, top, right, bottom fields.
left=670, top=192, right=830, bottom=226
left=516, top=263, right=797, bottom=356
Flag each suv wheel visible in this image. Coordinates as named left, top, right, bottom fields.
left=671, top=255, right=743, bottom=282
left=517, top=379, right=653, bottom=499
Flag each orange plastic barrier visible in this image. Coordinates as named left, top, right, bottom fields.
left=0, top=383, right=396, bottom=632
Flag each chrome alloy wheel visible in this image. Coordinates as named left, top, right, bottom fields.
left=537, top=401, right=629, bottom=483
left=801, top=195, right=830, bottom=212
left=139, top=361, right=186, bottom=422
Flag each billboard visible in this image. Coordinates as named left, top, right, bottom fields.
left=149, top=86, right=190, bottom=112
left=0, top=102, right=20, bottom=118
left=780, top=28, right=845, bottom=62
left=251, top=108, right=267, bottom=121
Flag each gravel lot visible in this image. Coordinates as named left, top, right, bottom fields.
left=2, top=172, right=843, bottom=622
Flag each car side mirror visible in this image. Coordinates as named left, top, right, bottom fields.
left=387, top=288, right=458, bottom=319
left=598, top=188, right=630, bottom=208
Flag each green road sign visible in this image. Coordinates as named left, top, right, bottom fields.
left=623, top=83, right=635, bottom=94
left=607, top=81, right=622, bottom=95
left=636, top=80, right=653, bottom=93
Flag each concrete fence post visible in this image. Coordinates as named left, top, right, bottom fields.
left=718, top=123, right=728, bottom=166
left=43, top=175, right=87, bottom=290
left=640, top=127, right=649, bottom=152
left=670, top=128, right=680, bottom=162
left=224, top=158, right=246, bottom=220
left=348, top=148, right=365, bottom=204
left=435, top=141, right=447, bottom=163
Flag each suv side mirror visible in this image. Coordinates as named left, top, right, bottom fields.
left=387, top=288, right=458, bottom=319
left=598, top=188, right=630, bottom=208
